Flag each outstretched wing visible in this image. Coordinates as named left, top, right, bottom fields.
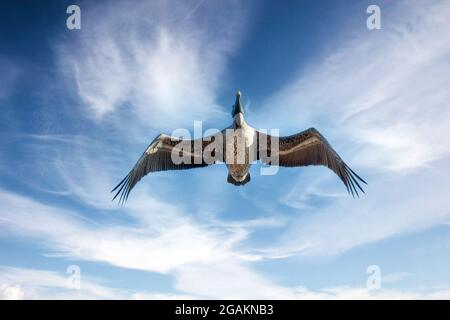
left=112, top=133, right=221, bottom=203
left=257, top=127, right=367, bottom=196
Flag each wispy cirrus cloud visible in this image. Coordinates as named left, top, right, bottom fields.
left=257, top=0, right=450, bottom=172
left=0, top=183, right=448, bottom=298
left=0, top=265, right=197, bottom=299
left=254, top=0, right=450, bottom=258
left=0, top=266, right=123, bottom=299
left=0, top=189, right=258, bottom=274
left=2, top=264, right=448, bottom=300
left=60, top=0, right=249, bottom=129
left=279, top=158, right=450, bottom=257
left=0, top=188, right=301, bottom=299
left=2, top=0, right=450, bottom=300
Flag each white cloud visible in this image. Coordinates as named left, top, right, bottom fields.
left=2, top=264, right=449, bottom=300
left=161, top=260, right=450, bottom=299
left=277, top=157, right=450, bottom=257
left=382, top=272, right=410, bottom=284
left=0, top=189, right=296, bottom=299
left=0, top=189, right=258, bottom=274
left=250, top=0, right=450, bottom=258
left=3, top=0, right=450, bottom=300
left=0, top=266, right=122, bottom=299
left=0, top=189, right=298, bottom=299
left=0, top=285, right=25, bottom=300
left=60, top=0, right=248, bottom=129
left=257, top=0, right=450, bottom=172
left=1, top=188, right=450, bottom=299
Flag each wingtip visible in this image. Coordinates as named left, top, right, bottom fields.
left=345, top=164, right=368, bottom=185
left=342, top=164, right=366, bottom=198
left=111, top=173, right=131, bottom=204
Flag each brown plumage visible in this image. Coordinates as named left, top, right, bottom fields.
left=112, top=133, right=219, bottom=203
left=257, top=128, right=366, bottom=197
left=112, top=91, right=366, bottom=203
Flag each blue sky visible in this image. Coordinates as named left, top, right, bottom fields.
left=1, top=0, right=450, bottom=299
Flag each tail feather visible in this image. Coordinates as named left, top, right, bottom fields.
left=227, top=173, right=251, bottom=186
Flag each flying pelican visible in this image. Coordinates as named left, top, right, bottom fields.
left=112, top=91, right=366, bottom=203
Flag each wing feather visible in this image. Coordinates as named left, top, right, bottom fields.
left=112, top=133, right=219, bottom=203
left=257, top=128, right=366, bottom=196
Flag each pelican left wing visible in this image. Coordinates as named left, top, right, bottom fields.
left=257, top=128, right=367, bottom=196
left=112, top=133, right=220, bottom=203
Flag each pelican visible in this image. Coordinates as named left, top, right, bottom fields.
left=112, top=91, right=366, bottom=203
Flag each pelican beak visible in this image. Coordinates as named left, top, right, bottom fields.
left=232, top=91, right=244, bottom=117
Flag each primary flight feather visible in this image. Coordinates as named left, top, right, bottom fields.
left=112, top=91, right=366, bottom=203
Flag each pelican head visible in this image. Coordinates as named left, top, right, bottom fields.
left=232, top=90, right=244, bottom=118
